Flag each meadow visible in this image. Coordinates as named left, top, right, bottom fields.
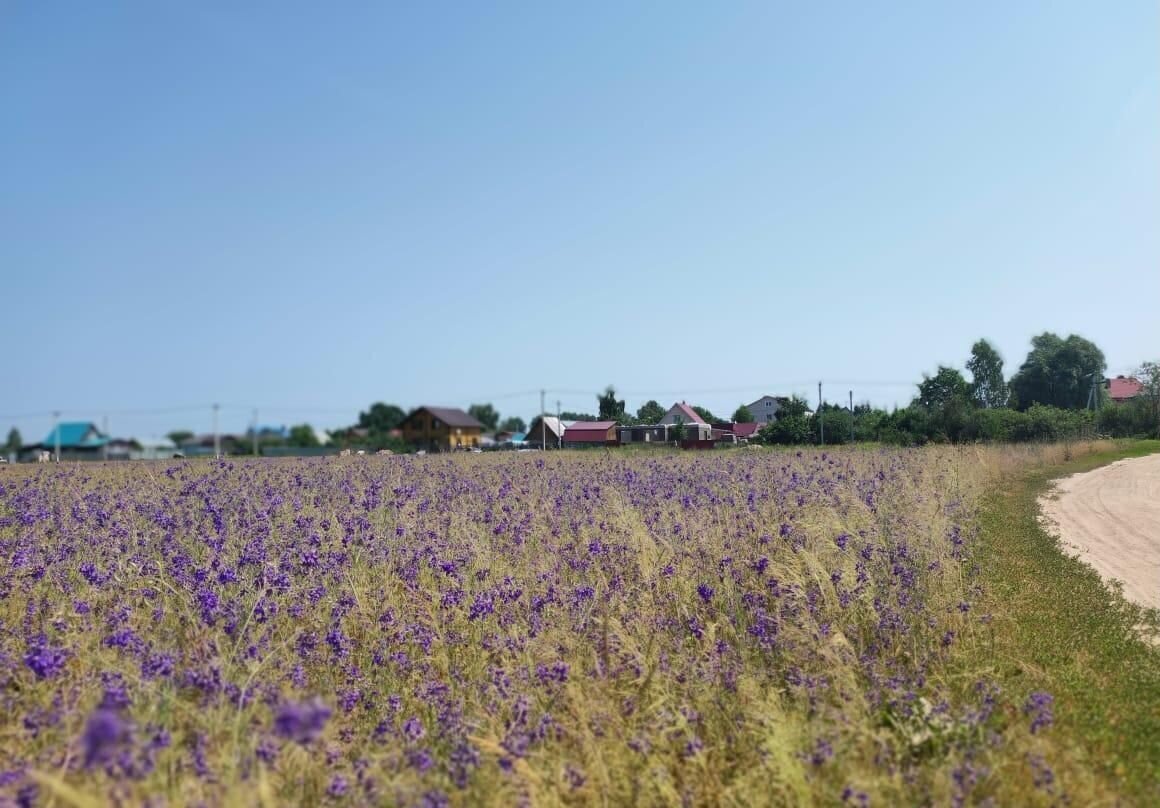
left=0, top=444, right=1149, bottom=806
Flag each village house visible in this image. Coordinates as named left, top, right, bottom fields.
left=526, top=416, right=567, bottom=449
left=746, top=395, right=791, bottom=423
left=399, top=406, right=484, bottom=452
left=21, top=422, right=109, bottom=461
left=562, top=420, right=618, bottom=447
left=1107, top=375, right=1144, bottom=404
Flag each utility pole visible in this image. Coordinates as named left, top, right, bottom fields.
left=212, top=403, right=220, bottom=457
left=818, top=382, right=824, bottom=446
left=53, top=410, right=61, bottom=462
left=252, top=408, right=259, bottom=457
left=540, top=389, right=546, bottom=451
left=102, top=414, right=109, bottom=461
left=849, top=390, right=854, bottom=444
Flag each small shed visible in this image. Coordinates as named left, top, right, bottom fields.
left=562, top=420, right=618, bottom=447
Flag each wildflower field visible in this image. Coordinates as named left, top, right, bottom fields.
left=0, top=445, right=1151, bottom=806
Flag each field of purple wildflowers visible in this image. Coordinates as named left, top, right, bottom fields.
left=0, top=448, right=1089, bottom=806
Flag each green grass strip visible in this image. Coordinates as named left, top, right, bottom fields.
left=977, top=440, right=1160, bottom=802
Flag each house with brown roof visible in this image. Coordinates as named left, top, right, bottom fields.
left=399, top=406, right=484, bottom=452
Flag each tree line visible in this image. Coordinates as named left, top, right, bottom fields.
left=755, top=333, right=1159, bottom=446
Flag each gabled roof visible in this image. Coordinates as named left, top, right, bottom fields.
left=42, top=422, right=107, bottom=448
left=563, top=420, right=618, bottom=437
left=408, top=406, right=484, bottom=429
left=733, top=423, right=761, bottom=438
left=668, top=402, right=707, bottom=424
left=1107, top=376, right=1143, bottom=401
left=530, top=416, right=567, bottom=437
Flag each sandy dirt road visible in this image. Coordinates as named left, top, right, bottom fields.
left=1040, top=453, right=1160, bottom=611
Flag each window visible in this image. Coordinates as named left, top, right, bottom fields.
left=766, top=401, right=772, bottom=407
left=432, top=419, right=441, bottom=430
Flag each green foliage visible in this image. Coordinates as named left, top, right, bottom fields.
left=287, top=424, right=320, bottom=447
left=731, top=404, right=754, bottom=423
left=468, top=403, right=500, bottom=431
left=358, top=402, right=406, bottom=432
left=670, top=416, right=687, bottom=441
left=167, top=430, right=194, bottom=447
left=597, top=386, right=626, bottom=421
left=499, top=416, right=527, bottom=434
left=4, top=428, right=21, bottom=454
left=636, top=400, right=666, bottom=424
left=967, top=339, right=1008, bottom=408
left=1009, top=332, right=1106, bottom=410
left=916, top=366, right=970, bottom=410
left=559, top=411, right=596, bottom=422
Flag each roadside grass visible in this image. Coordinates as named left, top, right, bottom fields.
left=974, top=439, right=1160, bottom=804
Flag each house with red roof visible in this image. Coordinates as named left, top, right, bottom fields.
left=1107, top=376, right=1144, bottom=403
left=659, top=401, right=705, bottom=426
left=562, top=421, right=619, bottom=447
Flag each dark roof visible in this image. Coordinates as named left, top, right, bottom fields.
left=409, top=406, right=484, bottom=429
left=733, top=423, right=761, bottom=438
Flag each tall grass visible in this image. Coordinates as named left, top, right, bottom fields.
left=0, top=443, right=1141, bottom=805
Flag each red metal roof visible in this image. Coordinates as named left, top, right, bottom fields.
left=672, top=402, right=706, bottom=424
left=563, top=421, right=617, bottom=440
left=1108, top=376, right=1143, bottom=401
left=732, top=423, right=761, bottom=438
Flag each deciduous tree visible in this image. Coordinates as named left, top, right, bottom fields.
left=731, top=405, right=754, bottom=423
left=966, top=339, right=1008, bottom=408
left=636, top=400, right=666, bottom=424
left=499, top=416, right=527, bottom=433
left=468, top=404, right=500, bottom=431
left=1008, top=333, right=1106, bottom=410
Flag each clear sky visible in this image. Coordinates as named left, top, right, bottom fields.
left=2, top=2, right=1157, bottom=442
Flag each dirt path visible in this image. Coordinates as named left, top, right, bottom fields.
left=1039, top=453, right=1160, bottom=611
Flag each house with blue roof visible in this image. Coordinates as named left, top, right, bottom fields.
left=23, top=422, right=109, bottom=461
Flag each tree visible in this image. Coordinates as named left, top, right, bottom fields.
left=670, top=416, right=687, bottom=442
left=288, top=424, right=320, bottom=447
left=731, top=404, right=754, bottom=423
left=597, top=386, right=626, bottom=421
left=916, top=366, right=970, bottom=410
left=498, top=416, right=527, bottom=433
left=757, top=396, right=813, bottom=445
left=4, top=428, right=21, bottom=455
left=358, top=403, right=406, bottom=432
left=1008, top=333, right=1107, bottom=410
left=1137, top=360, right=1160, bottom=433
left=559, top=411, right=597, bottom=422
left=692, top=406, right=716, bottom=424
left=167, top=430, right=194, bottom=447
left=468, top=404, right=500, bottom=431
left=636, top=400, right=666, bottom=424
left=966, top=339, right=1008, bottom=408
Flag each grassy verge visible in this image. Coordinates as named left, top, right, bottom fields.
left=976, top=439, right=1160, bottom=803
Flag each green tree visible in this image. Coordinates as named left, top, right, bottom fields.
left=1136, top=360, right=1160, bottom=434
left=499, top=416, right=527, bottom=433
left=167, top=430, right=194, bottom=447
left=559, top=411, right=597, bottom=422
left=636, top=400, right=666, bottom=424
left=4, top=428, right=21, bottom=455
left=916, top=366, right=971, bottom=409
left=288, top=424, right=320, bottom=447
left=731, top=404, right=754, bottom=423
left=1008, top=333, right=1107, bottom=410
left=670, top=416, right=687, bottom=442
left=597, top=386, right=626, bottom=421
left=468, top=404, right=500, bottom=431
left=757, top=396, right=813, bottom=445
left=358, top=403, right=406, bottom=432
left=692, top=405, right=716, bottom=423
left=966, top=339, right=1008, bottom=408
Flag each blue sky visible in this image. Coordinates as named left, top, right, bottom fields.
left=2, top=2, right=1157, bottom=441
